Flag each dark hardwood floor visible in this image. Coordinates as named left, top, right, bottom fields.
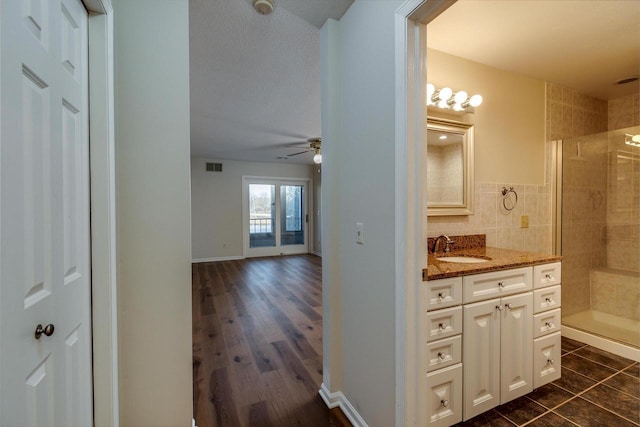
left=193, top=254, right=338, bottom=427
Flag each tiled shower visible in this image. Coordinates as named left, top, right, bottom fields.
left=553, top=86, right=640, bottom=348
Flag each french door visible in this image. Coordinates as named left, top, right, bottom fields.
left=243, top=178, right=309, bottom=257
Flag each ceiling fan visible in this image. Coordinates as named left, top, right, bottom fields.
left=280, top=137, right=322, bottom=163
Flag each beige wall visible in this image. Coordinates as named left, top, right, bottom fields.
left=426, top=49, right=551, bottom=254
left=427, top=48, right=546, bottom=185
left=114, top=1, right=193, bottom=425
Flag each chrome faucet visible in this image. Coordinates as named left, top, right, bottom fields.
left=432, top=235, right=455, bottom=253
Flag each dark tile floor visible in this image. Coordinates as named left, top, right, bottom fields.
left=456, top=337, right=640, bottom=426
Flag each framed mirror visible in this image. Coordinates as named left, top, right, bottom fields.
left=427, top=117, right=474, bottom=216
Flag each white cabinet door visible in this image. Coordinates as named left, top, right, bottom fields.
left=534, top=332, right=562, bottom=388
left=463, top=299, right=501, bottom=420
left=0, top=0, right=92, bottom=425
left=500, top=292, right=533, bottom=403
left=427, top=364, right=463, bottom=427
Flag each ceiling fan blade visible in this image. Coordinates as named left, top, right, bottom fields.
left=287, top=150, right=311, bottom=157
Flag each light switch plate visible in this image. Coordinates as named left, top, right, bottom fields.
left=520, top=215, right=529, bottom=228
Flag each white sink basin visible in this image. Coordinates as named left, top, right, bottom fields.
left=437, top=256, right=490, bottom=264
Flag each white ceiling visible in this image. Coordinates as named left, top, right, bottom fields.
left=190, top=0, right=639, bottom=164
left=189, top=0, right=352, bottom=164
left=427, top=0, right=640, bottom=101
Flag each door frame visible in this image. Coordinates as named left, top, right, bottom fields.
left=394, top=1, right=455, bottom=426
left=84, top=1, right=119, bottom=426
left=242, top=176, right=311, bottom=258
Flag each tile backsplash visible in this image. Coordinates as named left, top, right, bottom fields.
left=427, top=180, right=553, bottom=255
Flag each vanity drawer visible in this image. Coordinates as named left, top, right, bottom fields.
left=426, top=335, right=462, bottom=373
left=426, top=306, right=462, bottom=342
left=533, top=308, right=561, bottom=338
left=533, top=285, right=561, bottom=314
left=533, top=262, right=561, bottom=289
left=463, top=267, right=532, bottom=303
left=425, top=277, right=463, bottom=311
left=426, top=363, right=462, bottom=427
left=533, top=332, right=561, bottom=388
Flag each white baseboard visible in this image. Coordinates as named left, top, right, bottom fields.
left=311, top=251, right=322, bottom=257
left=319, top=383, right=369, bottom=427
left=192, top=256, right=245, bottom=263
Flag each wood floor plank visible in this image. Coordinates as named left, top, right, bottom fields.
left=248, top=400, right=275, bottom=427
left=193, top=254, right=333, bottom=427
left=210, top=367, right=241, bottom=427
left=252, top=283, right=319, bottom=360
left=271, top=340, right=320, bottom=395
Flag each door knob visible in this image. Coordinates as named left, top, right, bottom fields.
left=34, top=323, right=55, bottom=340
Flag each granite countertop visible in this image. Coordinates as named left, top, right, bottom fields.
left=424, top=246, right=562, bottom=281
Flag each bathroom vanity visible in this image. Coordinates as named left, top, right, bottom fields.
left=423, top=243, right=562, bottom=427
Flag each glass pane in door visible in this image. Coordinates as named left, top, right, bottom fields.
left=280, top=185, right=304, bottom=246
left=249, top=184, right=275, bottom=248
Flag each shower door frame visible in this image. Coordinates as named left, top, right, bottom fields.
left=552, top=140, right=563, bottom=256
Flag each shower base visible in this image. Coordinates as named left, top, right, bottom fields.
left=563, top=310, right=640, bottom=361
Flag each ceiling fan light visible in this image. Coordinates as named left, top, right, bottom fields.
left=313, top=153, right=322, bottom=164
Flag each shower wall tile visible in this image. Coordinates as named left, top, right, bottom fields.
left=547, top=82, right=608, bottom=139
left=590, top=269, right=640, bottom=321
left=608, top=93, right=640, bottom=130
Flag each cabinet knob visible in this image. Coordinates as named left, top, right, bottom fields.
left=547, top=358, right=554, bottom=365
left=495, top=305, right=503, bottom=311
left=505, top=303, right=512, bottom=310
left=438, top=292, right=445, bottom=300
left=438, top=323, right=447, bottom=330
left=545, top=274, right=552, bottom=280
left=545, top=321, right=554, bottom=328
left=440, top=399, right=449, bottom=408
left=545, top=297, right=552, bottom=303
left=498, top=281, right=505, bottom=288
left=437, top=352, right=447, bottom=360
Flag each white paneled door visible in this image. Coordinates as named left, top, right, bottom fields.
left=1, top=0, right=92, bottom=425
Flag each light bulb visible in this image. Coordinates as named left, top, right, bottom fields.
left=437, top=99, right=447, bottom=109
left=454, top=91, right=468, bottom=104
left=426, top=83, right=435, bottom=102
left=439, top=135, right=447, bottom=140
left=469, top=94, right=483, bottom=107
left=313, top=153, right=322, bottom=164
left=439, top=87, right=453, bottom=101
left=453, top=103, right=464, bottom=111
left=633, top=134, right=640, bottom=143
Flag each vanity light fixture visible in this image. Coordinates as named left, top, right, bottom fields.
left=625, top=133, right=640, bottom=147
left=426, top=83, right=483, bottom=114
left=439, top=135, right=447, bottom=140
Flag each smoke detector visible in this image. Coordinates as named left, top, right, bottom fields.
left=254, top=0, right=274, bottom=15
